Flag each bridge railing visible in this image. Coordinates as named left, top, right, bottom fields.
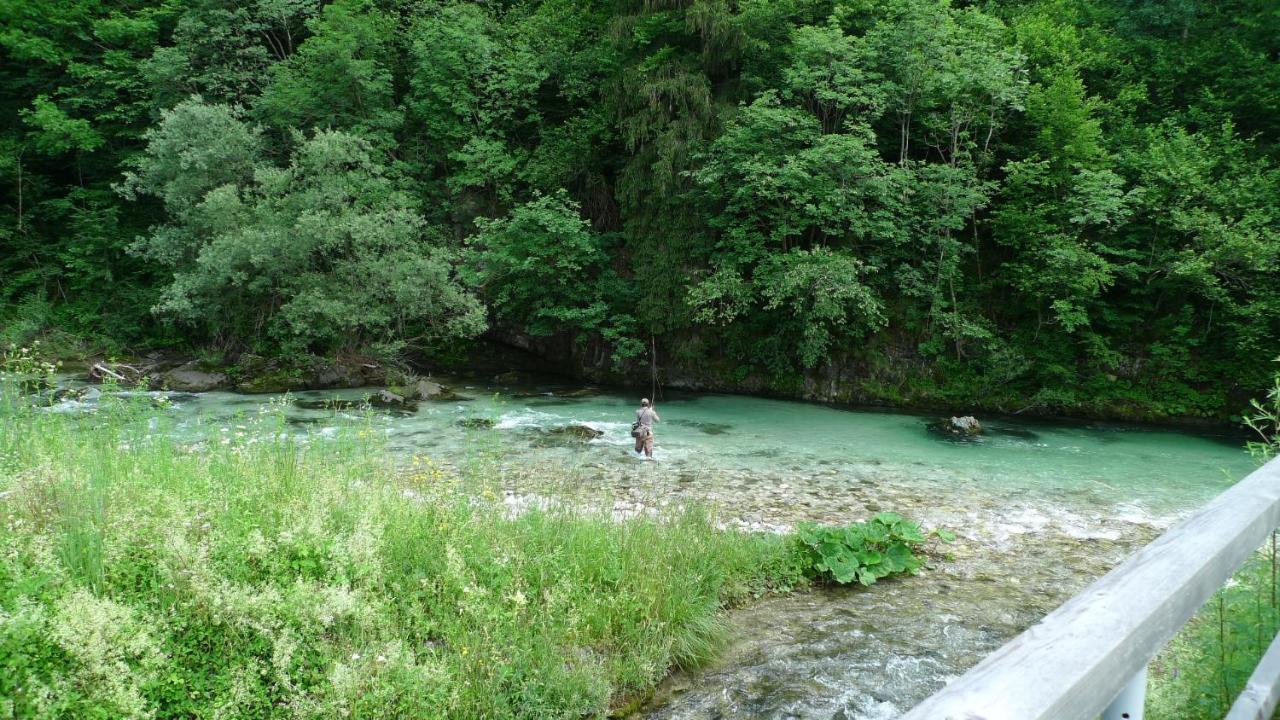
left=899, top=455, right=1280, bottom=720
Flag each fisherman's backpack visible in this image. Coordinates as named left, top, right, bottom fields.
left=630, top=420, right=642, bottom=437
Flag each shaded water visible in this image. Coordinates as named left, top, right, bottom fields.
left=52, top=377, right=1255, bottom=718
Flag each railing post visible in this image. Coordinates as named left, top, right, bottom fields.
left=1102, top=666, right=1147, bottom=720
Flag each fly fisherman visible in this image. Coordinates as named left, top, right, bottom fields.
left=632, top=398, right=660, bottom=459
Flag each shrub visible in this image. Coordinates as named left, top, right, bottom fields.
left=794, top=513, right=953, bottom=586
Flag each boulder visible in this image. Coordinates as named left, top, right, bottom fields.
left=388, top=379, right=466, bottom=402
left=368, top=388, right=418, bottom=411
left=310, top=363, right=361, bottom=389
left=494, top=371, right=522, bottom=385
left=163, top=362, right=229, bottom=392
left=928, top=415, right=983, bottom=438
left=235, top=372, right=306, bottom=394
left=307, top=357, right=385, bottom=389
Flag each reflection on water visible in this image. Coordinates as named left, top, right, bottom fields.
left=48, top=376, right=1255, bottom=719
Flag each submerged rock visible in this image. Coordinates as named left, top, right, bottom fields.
left=550, top=424, right=604, bottom=440
left=457, top=417, right=496, bottom=430
left=528, top=424, right=605, bottom=445
left=987, top=425, right=1039, bottom=441
left=294, top=397, right=364, bottom=411
left=670, top=419, right=733, bottom=435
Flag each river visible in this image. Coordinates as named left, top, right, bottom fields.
left=53, top=376, right=1257, bottom=719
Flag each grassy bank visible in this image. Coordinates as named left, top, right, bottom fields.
left=1148, top=375, right=1280, bottom=719
left=1148, top=544, right=1280, bottom=719
left=0, top=391, right=810, bottom=718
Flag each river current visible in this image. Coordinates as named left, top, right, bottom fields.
left=54, top=376, right=1256, bottom=719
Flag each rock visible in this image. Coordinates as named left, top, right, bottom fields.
left=307, top=357, right=386, bottom=389
left=163, top=362, right=229, bottom=392
left=235, top=372, right=306, bottom=394
left=368, top=389, right=418, bottom=411
left=230, top=354, right=307, bottom=393
left=388, top=379, right=467, bottom=402
left=415, top=379, right=445, bottom=398
left=411, top=379, right=466, bottom=401
left=494, top=371, right=522, bottom=385
left=544, top=424, right=604, bottom=441
left=456, top=417, right=496, bottom=430
left=310, top=363, right=361, bottom=389
left=927, top=415, right=983, bottom=439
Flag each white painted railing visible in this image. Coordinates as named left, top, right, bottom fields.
left=899, top=455, right=1280, bottom=720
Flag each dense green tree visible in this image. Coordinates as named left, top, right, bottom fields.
left=256, top=0, right=401, bottom=150
left=2, top=0, right=1278, bottom=418
left=466, top=189, right=642, bottom=360
left=122, top=100, right=484, bottom=353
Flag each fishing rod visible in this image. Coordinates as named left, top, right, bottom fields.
left=650, top=335, right=662, bottom=402
left=650, top=335, right=656, bottom=401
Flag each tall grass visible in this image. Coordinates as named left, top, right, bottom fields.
left=0, top=387, right=807, bottom=718
left=1147, top=542, right=1280, bottom=719
left=1148, top=368, right=1280, bottom=719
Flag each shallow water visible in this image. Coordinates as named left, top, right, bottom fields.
left=51, top=377, right=1256, bottom=718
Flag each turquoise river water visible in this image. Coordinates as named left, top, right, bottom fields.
left=53, top=376, right=1258, bottom=719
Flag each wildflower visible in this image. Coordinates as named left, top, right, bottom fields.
left=376, top=655, right=387, bottom=663
left=351, top=653, right=361, bottom=661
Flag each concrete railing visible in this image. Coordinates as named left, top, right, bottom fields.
left=899, top=455, right=1280, bottom=720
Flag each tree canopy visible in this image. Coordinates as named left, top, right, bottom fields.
left=2, top=0, right=1278, bottom=418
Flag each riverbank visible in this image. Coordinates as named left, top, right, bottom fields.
left=477, top=332, right=1255, bottom=429
left=0, top=395, right=821, bottom=718
left=44, top=336, right=1254, bottom=433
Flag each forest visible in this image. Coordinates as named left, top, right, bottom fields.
left=2, top=0, right=1278, bottom=420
